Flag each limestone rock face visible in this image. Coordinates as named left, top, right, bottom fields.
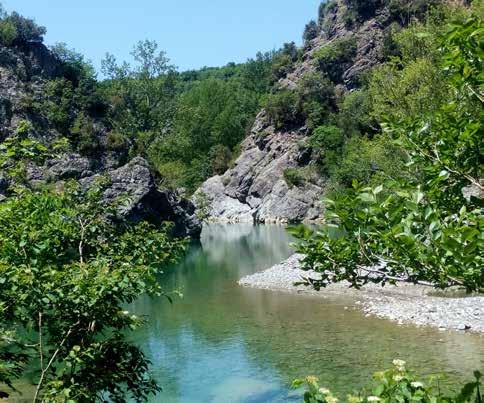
left=194, top=113, right=325, bottom=224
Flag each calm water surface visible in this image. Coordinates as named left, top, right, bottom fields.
left=131, top=224, right=483, bottom=403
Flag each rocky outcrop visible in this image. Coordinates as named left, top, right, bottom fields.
left=195, top=0, right=395, bottom=223
left=99, top=157, right=201, bottom=237
left=22, top=155, right=202, bottom=238
left=0, top=42, right=201, bottom=237
left=195, top=111, right=325, bottom=224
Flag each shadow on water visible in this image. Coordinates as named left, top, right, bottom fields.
left=130, top=224, right=484, bottom=403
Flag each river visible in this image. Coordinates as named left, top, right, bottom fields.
left=130, top=224, right=484, bottom=403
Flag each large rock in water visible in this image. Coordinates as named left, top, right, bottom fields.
left=83, top=157, right=202, bottom=238
left=194, top=112, right=325, bottom=224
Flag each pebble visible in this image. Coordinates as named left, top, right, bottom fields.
left=238, top=254, right=484, bottom=334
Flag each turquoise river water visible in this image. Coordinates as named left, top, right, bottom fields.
left=130, top=224, right=484, bottom=403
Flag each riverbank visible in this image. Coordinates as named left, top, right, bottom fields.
left=238, top=254, right=484, bottom=334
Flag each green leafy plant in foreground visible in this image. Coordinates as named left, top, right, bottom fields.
left=294, top=360, right=482, bottom=403
left=0, top=181, right=186, bottom=402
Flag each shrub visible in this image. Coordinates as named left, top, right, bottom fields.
left=314, top=37, right=357, bottom=82
left=43, top=78, right=75, bottom=133
left=309, top=125, right=344, bottom=153
left=209, top=144, right=232, bottom=175
left=337, top=89, right=375, bottom=136
left=297, top=72, right=336, bottom=128
left=294, top=360, right=482, bottom=403
left=389, top=0, right=441, bottom=25
left=345, top=0, right=385, bottom=21
left=71, top=113, right=100, bottom=156
left=328, top=135, right=406, bottom=187
left=106, top=131, right=129, bottom=151
left=263, top=90, right=301, bottom=130
left=283, top=168, right=305, bottom=188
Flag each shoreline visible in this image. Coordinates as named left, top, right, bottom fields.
left=238, top=254, right=484, bottom=334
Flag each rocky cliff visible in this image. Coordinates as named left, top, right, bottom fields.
left=195, top=0, right=405, bottom=224
left=0, top=41, right=201, bottom=237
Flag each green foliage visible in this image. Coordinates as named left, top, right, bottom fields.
left=284, top=168, right=305, bottom=188
left=327, top=135, right=407, bottom=188
left=209, top=144, right=232, bottom=175
left=337, top=89, right=376, bottom=136
left=291, top=12, right=484, bottom=293
left=1, top=11, right=45, bottom=44
left=106, top=131, right=130, bottom=152
left=294, top=360, right=482, bottom=402
left=0, top=121, right=48, bottom=184
left=314, top=37, right=357, bottom=82
left=263, top=90, right=301, bottom=130
left=346, top=0, right=384, bottom=20
left=51, top=42, right=96, bottom=84
left=43, top=78, right=75, bottom=134
left=303, top=20, right=319, bottom=45
left=0, top=182, right=186, bottom=401
left=0, top=18, right=16, bottom=46
left=309, top=125, right=344, bottom=154
left=101, top=40, right=177, bottom=138
left=297, top=72, right=336, bottom=129
left=389, top=0, right=441, bottom=25
left=71, top=113, right=101, bottom=156
left=271, top=42, right=299, bottom=82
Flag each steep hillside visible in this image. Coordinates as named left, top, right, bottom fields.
left=0, top=29, right=201, bottom=236
left=195, top=0, right=441, bottom=223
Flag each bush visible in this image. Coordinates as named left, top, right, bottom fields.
left=283, top=168, right=305, bottom=188
left=43, top=78, right=75, bottom=133
left=294, top=360, right=482, bottom=403
left=51, top=42, right=96, bottom=84
left=106, top=131, right=129, bottom=151
left=314, top=37, right=357, bottom=82
left=263, top=90, right=301, bottom=130
left=309, top=125, right=344, bottom=153
left=328, top=135, right=406, bottom=187
left=71, top=113, right=100, bottom=156
left=297, top=72, right=336, bottom=128
left=337, top=89, right=375, bottom=136
left=345, top=0, right=385, bottom=21
left=209, top=144, right=232, bottom=175
left=389, top=0, right=441, bottom=25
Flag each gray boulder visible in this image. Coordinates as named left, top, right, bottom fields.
left=45, top=154, right=93, bottom=180
left=92, top=157, right=201, bottom=237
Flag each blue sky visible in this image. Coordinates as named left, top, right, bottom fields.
left=4, top=0, right=322, bottom=73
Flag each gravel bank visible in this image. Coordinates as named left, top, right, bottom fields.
left=238, top=254, right=484, bottom=333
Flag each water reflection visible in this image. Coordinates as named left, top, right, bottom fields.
left=131, top=224, right=484, bottom=403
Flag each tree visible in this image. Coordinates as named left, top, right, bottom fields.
left=100, top=40, right=177, bottom=140
left=0, top=181, right=186, bottom=401
left=303, top=20, right=319, bottom=45
left=291, top=12, right=483, bottom=293
left=4, top=11, right=46, bottom=44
